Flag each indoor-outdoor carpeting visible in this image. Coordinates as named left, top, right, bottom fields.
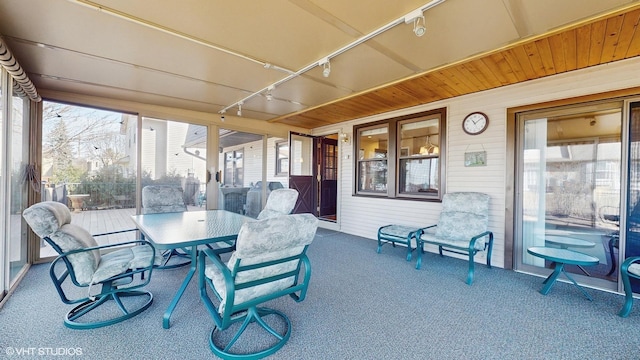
left=1, top=231, right=639, bottom=359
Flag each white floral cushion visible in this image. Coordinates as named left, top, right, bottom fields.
left=205, top=213, right=317, bottom=313
left=431, top=192, right=490, bottom=250
left=256, top=189, right=298, bottom=220
left=142, top=185, right=187, bottom=214
left=628, top=263, right=640, bottom=277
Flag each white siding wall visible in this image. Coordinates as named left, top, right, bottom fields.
left=314, top=56, right=640, bottom=269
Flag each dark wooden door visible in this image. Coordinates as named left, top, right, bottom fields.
left=289, top=133, right=317, bottom=215
left=319, top=138, right=337, bottom=218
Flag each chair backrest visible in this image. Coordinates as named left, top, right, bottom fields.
left=222, top=213, right=317, bottom=312
left=435, top=192, right=490, bottom=243
left=142, top=185, right=187, bottom=214
left=23, top=201, right=100, bottom=285
left=256, top=188, right=299, bottom=219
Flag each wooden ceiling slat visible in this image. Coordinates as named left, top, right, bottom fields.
left=522, top=42, right=547, bottom=77
left=495, top=49, right=528, bottom=82
left=561, top=29, right=578, bottom=71
left=417, top=75, right=457, bottom=99
left=600, top=14, right=625, bottom=62
left=533, top=38, right=557, bottom=76
left=457, top=63, right=493, bottom=90
left=624, top=24, right=640, bottom=57
left=576, top=24, right=592, bottom=69
left=445, top=66, right=480, bottom=93
left=467, top=59, right=504, bottom=87
left=487, top=53, right=520, bottom=84
left=396, top=79, right=439, bottom=101
left=460, top=60, right=500, bottom=88
left=510, top=46, right=538, bottom=80
left=425, top=72, right=461, bottom=98
left=612, top=9, right=640, bottom=60
left=432, top=70, right=472, bottom=95
left=588, top=20, right=607, bottom=66
left=479, top=57, right=510, bottom=85
left=547, top=34, right=567, bottom=73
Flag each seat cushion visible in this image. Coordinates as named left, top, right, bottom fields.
left=379, top=225, right=420, bottom=239
left=423, top=226, right=487, bottom=251
left=628, top=263, right=640, bottom=277
left=92, top=244, right=163, bottom=284
left=50, top=224, right=101, bottom=285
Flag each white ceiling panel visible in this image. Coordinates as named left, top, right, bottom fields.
left=0, top=0, right=638, bottom=127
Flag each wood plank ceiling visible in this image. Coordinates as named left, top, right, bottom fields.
left=273, top=7, right=640, bottom=128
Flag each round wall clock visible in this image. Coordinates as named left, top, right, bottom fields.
left=462, top=112, right=489, bottom=135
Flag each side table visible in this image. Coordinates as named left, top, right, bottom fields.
left=527, top=246, right=599, bottom=301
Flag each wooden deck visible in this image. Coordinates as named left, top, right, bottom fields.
left=40, top=205, right=204, bottom=258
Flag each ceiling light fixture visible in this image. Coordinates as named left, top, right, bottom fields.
left=217, top=0, right=446, bottom=116
left=237, top=102, right=243, bottom=117
left=404, top=9, right=426, bottom=37
left=319, top=58, right=331, bottom=78
left=266, top=85, right=274, bottom=101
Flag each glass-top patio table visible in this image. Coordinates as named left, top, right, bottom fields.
left=131, top=210, right=253, bottom=328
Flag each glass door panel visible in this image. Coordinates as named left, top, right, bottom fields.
left=9, top=90, right=28, bottom=284
left=141, top=118, right=207, bottom=210
left=218, top=128, right=263, bottom=216
left=40, top=102, right=139, bottom=259
left=624, top=101, right=640, bottom=293
left=516, top=102, right=622, bottom=290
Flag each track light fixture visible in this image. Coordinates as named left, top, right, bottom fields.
left=237, top=102, right=243, bottom=117
left=266, top=85, right=274, bottom=101
left=319, top=58, right=331, bottom=78
left=404, top=9, right=426, bottom=37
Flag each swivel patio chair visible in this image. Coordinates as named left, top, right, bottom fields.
left=618, top=256, right=640, bottom=317
left=415, top=192, right=494, bottom=285
left=23, top=201, right=162, bottom=329
left=199, top=213, right=318, bottom=359
left=141, top=185, right=191, bottom=269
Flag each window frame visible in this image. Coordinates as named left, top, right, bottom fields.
left=353, top=108, right=446, bottom=201
left=275, top=140, right=288, bottom=177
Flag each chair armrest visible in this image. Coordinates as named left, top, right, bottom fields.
left=468, top=231, right=493, bottom=251
left=415, top=224, right=437, bottom=238
left=198, top=248, right=234, bottom=328
left=92, top=228, right=137, bottom=237
left=621, top=256, right=640, bottom=279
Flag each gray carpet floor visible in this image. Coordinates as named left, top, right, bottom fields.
left=1, top=228, right=639, bottom=359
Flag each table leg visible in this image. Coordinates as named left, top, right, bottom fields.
left=163, top=245, right=197, bottom=329
left=540, top=262, right=563, bottom=295
left=559, top=268, right=593, bottom=301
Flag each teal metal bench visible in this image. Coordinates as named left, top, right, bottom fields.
left=377, top=224, right=421, bottom=261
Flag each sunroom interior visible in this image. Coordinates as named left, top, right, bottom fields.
left=2, top=0, right=640, bottom=357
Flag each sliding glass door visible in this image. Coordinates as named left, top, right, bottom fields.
left=515, top=100, right=623, bottom=291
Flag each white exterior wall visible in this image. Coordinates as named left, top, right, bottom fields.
left=315, top=56, right=640, bottom=269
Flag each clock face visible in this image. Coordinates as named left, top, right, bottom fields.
left=463, top=112, right=489, bottom=135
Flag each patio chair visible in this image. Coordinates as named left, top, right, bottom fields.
left=141, top=185, right=191, bottom=269
left=22, top=201, right=162, bottom=329
left=618, top=256, right=640, bottom=317
left=199, top=213, right=318, bottom=359
left=415, top=192, right=494, bottom=285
